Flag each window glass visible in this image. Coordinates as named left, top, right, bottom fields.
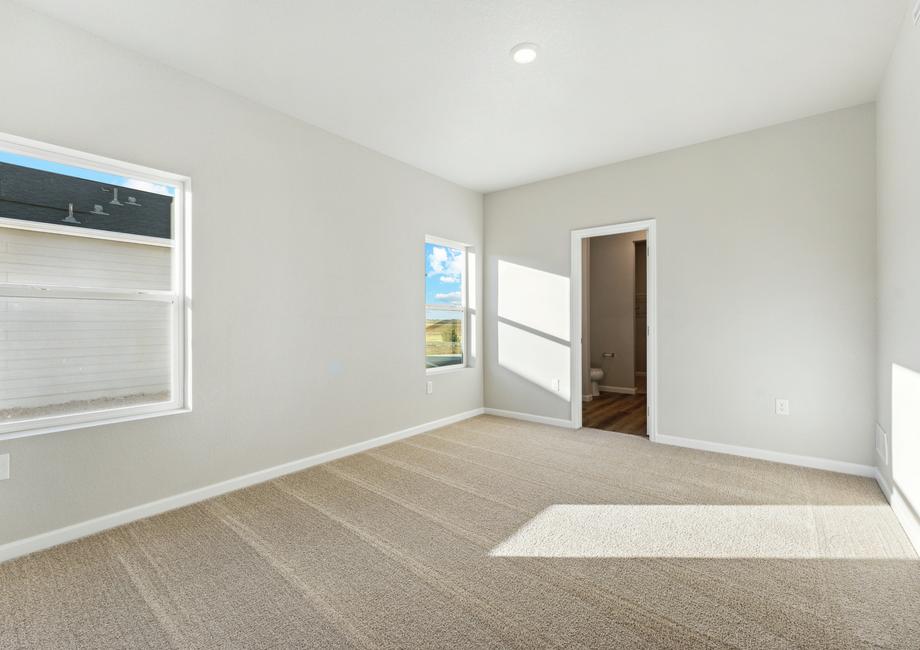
left=0, top=143, right=187, bottom=435
left=425, top=241, right=465, bottom=369
left=0, top=296, right=172, bottom=424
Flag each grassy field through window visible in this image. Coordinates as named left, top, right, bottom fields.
left=426, top=316, right=463, bottom=368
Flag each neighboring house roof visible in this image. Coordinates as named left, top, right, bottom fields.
left=0, top=162, right=172, bottom=238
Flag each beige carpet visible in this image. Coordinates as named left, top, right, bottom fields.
left=1, top=415, right=918, bottom=649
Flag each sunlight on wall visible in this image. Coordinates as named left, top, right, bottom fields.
left=497, top=321, right=571, bottom=400
left=892, top=364, right=920, bottom=516
left=489, top=504, right=912, bottom=559
left=497, top=260, right=569, bottom=341
left=496, top=260, right=571, bottom=399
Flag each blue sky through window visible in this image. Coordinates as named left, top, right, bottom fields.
left=425, top=242, right=463, bottom=319
left=0, top=150, right=176, bottom=196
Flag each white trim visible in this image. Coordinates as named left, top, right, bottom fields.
left=599, top=385, right=638, bottom=395
left=425, top=364, right=471, bottom=376
left=0, top=407, right=485, bottom=564
left=655, top=433, right=876, bottom=477
left=425, top=304, right=463, bottom=312
left=0, top=407, right=192, bottom=443
left=890, top=487, right=920, bottom=554
left=875, top=468, right=893, bottom=499
left=571, top=219, right=657, bottom=439
left=874, top=469, right=920, bottom=555
left=0, top=130, right=188, bottom=186
left=484, top=407, right=577, bottom=429
left=0, top=217, right=173, bottom=247
left=0, top=284, right=177, bottom=302
left=424, top=234, right=471, bottom=250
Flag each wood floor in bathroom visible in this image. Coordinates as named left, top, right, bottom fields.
left=582, top=391, right=647, bottom=436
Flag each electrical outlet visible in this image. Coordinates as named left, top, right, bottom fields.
left=775, top=399, right=790, bottom=416
left=876, top=424, right=889, bottom=465
left=426, top=381, right=433, bottom=395
left=552, top=378, right=561, bottom=392
left=0, top=454, right=9, bottom=481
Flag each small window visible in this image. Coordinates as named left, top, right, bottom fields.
left=425, top=237, right=467, bottom=371
left=0, top=135, right=190, bottom=438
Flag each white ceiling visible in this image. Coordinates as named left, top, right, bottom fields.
left=16, top=0, right=909, bottom=192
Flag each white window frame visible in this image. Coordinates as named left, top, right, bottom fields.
left=0, top=132, right=192, bottom=440
left=425, top=235, right=469, bottom=375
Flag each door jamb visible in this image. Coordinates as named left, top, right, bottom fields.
left=570, top=219, right=658, bottom=439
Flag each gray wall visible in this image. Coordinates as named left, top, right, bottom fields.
left=589, top=231, right=647, bottom=390
left=635, top=240, right=647, bottom=374
left=0, top=1, right=482, bottom=546
left=876, top=11, right=920, bottom=513
left=484, top=104, right=877, bottom=466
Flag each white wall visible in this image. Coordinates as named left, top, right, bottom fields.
left=876, top=10, right=920, bottom=535
left=0, top=1, right=482, bottom=546
left=589, top=231, right=647, bottom=390
left=484, top=105, right=877, bottom=466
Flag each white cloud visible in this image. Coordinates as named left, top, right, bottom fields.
left=439, top=274, right=460, bottom=283
left=429, top=246, right=464, bottom=276
left=429, top=246, right=448, bottom=272
left=435, top=291, right=462, bottom=303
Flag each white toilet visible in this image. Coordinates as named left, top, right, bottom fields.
left=589, top=367, right=605, bottom=397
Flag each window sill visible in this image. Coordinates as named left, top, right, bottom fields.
left=426, top=365, right=471, bottom=376
left=0, top=406, right=192, bottom=442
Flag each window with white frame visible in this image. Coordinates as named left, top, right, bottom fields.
left=425, top=237, right=467, bottom=371
left=0, top=135, right=190, bottom=437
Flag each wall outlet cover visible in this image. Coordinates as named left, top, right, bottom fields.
left=875, top=423, right=889, bottom=465
left=775, top=399, right=790, bottom=416
left=426, top=381, right=433, bottom=395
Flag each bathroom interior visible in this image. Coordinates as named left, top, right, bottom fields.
left=581, top=230, right=648, bottom=435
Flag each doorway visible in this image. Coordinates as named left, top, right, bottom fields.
left=571, top=220, right=656, bottom=439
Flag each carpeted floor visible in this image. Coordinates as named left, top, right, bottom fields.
left=1, top=415, right=918, bottom=649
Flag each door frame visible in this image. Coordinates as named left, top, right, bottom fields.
left=570, top=219, right=658, bottom=439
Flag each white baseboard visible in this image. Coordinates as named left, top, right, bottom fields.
left=875, top=468, right=920, bottom=555
left=0, top=407, right=485, bottom=565
left=875, top=468, right=893, bottom=499
left=483, top=407, right=576, bottom=429
left=890, top=487, right=920, bottom=555
left=599, top=385, right=637, bottom=395
left=655, top=433, right=876, bottom=478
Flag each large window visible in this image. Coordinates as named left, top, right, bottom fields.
left=0, top=134, right=190, bottom=438
left=425, top=237, right=467, bottom=371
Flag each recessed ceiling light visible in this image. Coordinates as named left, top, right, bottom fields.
left=510, top=42, right=539, bottom=64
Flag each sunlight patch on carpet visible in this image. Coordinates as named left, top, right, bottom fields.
left=490, top=504, right=915, bottom=559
